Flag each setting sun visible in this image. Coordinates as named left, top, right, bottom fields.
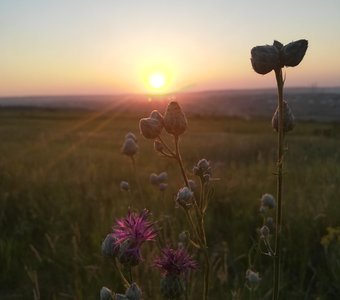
left=149, top=72, right=166, bottom=89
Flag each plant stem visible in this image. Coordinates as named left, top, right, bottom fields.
left=112, top=258, right=130, bottom=288
left=273, top=68, right=284, bottom=300
left=174, top=135, right=189, bottom=187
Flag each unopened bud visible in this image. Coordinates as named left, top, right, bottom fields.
left=158, top=172, right=168, bottom=183
left=122, top=138, right=138, bottom=157
left=188, top=179, right=197, bottom=191
left=100, top=287, right=113, bottom=300
left=178, top=231, right=189, bottom=244
left=125, top=132, right=137, bottom=143
left=176, top=187, right=193, bottom=208
left=251, top=45, right=280, bottom=74
left=259, top=225, right=270, bottom=238
left=101, top=234, right=118, bottom=258
left=163, top=101, right=188, bottom=136
left=261, top=193, right=276, bottom=209
left=120, top=181, right=130, bottom=192
left=115, top=294, right=128, bottom=300
left=281, top=39, right=308, bottom=67
left=272, top=100, right=295, bottom=133
left=139, top=117, right=163, bottom=139
left=246, top=269, right=261, bottom=286
left=159, top=183, right=168, bottom=191
left=266, top=217, right=274, bottom=228
left=150, top=110, right=164, bottom=123
left=150, top=173, right=159, bottom=185
left=125, top=283, right=142, bottom=300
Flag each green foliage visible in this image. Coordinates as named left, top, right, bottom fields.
left=0, top=109, right=339, bottom=299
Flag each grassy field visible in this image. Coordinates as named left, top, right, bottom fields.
left=0, top=107, right=339, bottom=299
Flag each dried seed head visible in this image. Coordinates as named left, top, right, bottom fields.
left=261, top=193, right=276, bottom=209
left=246, top=269, right=261, bottom=286
left=160, top=275, right=184, bottom=299
left=281, top=39, right=308, bottom=67
left=125, top=283, right=142, bottom=300
left=139, top=117, right=163, bottom=139
left=125, top=132, right=137, bottom=143
left=176, top=187, right=193, bottom=208
left=163, top=101, right=188, bottom=136
left=272, top=101, right=295, bottom=133
left=150, top=173, right=159, bottom=185
left=122, top=138, right=138, bottom=157
left=100, top=287, right=113, bottom=300
left=251, top=45, right=280, bottom=74
left=120, top=181, right=130, bottom=192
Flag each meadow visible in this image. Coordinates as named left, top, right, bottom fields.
left=0, top=105, right=339, bottom=299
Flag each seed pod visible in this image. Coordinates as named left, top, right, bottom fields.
left=125, top=283, right=142, bottom=300
left=139, top=117, right=163, bottom=139
left=150, top=110, right=164, bottom=123
left=163, top=101, right=188, bottom=136
left=281, top=39, right=308, bottom=67
left=250, top=45, right=280, bottom=74
left=272, top=100, right=295, bottom=133
left=122, top=138, right=138, bottom=157
left=157, top=172, right=168, bottom=183
left=100, top=287, right=113, bottom=300
left=261, top=193, right=276, bottom=209
left=160, top=275, right=184, bottom=299
left=159, top=182, right=168, bottom=191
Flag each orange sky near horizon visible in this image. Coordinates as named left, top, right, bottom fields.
left=1, top=1, right=340, bottom=97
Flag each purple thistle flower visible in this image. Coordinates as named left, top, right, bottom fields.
left=112, top=209, right=157, bottom=266
left=154, top=247, right=197, bottom=277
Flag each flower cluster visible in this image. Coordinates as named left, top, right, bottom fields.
left=102, top=209, right=156, bottom=267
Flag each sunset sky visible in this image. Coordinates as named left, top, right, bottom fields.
left=1, top=0, right=340, bottom=96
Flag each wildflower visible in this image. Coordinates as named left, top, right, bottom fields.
left=154, top=247, right=197, bottom=277
left=175, top=187, right=193, bottom=208
left=149, top=173, right=159, bottom=185
left=112, top=209, right=157, bottom=267
left=120, top=181, right=130, bottom=192
left=261, top=193, right=276, bottom=209
left=193, top=158, right=211, bottom=183
left=125, top=283, right=142, bottom=300
left=101, top=234, right=118, bottom=258
left=163, top=101, right=187, bottom=136
left=158, top=171, right=168, bottom=183
left=100, top=287, right=113, bottom=300
left=246, top=269, right=261, bottom=286
left=272, top=100, right=295, bottom=133
left=125, top=132, right=137, bottom=143
left=122, top=138, right=138, bottom=157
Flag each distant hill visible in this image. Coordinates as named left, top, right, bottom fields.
left=1, top=87, right=340, bottom=122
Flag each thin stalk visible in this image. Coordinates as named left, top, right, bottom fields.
left=272, top=68, right=284, bottom=300
left=112, top=258, right=130, bottom=288
left=174, top=135, right=189, bottom=187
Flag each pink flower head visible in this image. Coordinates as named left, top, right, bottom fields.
left=112, top=209, right=156, bottom=265
left=154, top=247, right=197, bottom=276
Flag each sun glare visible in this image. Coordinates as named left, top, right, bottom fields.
left=149, top=72, right=166, bottom=90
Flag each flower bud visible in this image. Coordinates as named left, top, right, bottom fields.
left=150, top=173, right=159, bottom=185
left=272, top=101, right=295, bottom=133
left=120, top=181, right=130, bottom=192
left=281, top=39, right=308, bottom=67
left=163, top=101, right=188, bottom=136
left=188, top=179, right=197, bottom=191
left=178, top=231, right=189, bottom=244
left=150, top=110, right=164, bottom=123
left=266, top=217, right=274, bottom=228
left=117, top=240, right=141, bottom=267
left=115, top=294, right=128, bottom=300
left=125, top=132, right=137, bottom=143
left=197, top=158, right=210, bottom=172
left=139, top=117, right=163, bottom=139
left=100, top=287, right=113, bottom=300
left=122, top=138, right=138, bottom=157
left=158, top=172, right=168, bottom=183
left=176, top=187, right=193, bottom=208
left=250, top=45, right=280, bottom=74
left=246, top=269, right=261, bottom=286
left=160, top=275, right=184, bottom=299
left=101, top=234, right=118, bottom=258
left=261, top=193, right=276, bottom=209
left=125, top=283, right=142, bottom=300
left=159, top=183, right=168, bottom=191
